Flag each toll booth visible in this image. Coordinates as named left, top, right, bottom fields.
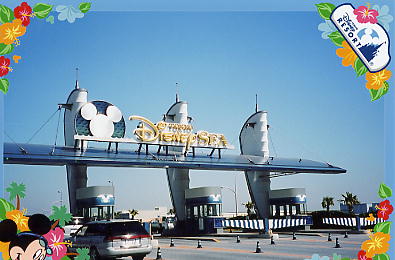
left=269, top=188, right=307, bottom=217
left=185, top=187, right=223, bottom=234
left=76, top=186, right=115, bottom=220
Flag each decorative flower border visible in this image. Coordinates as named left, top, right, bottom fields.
left=0, top=1, right=92, bottom=94
left=0, top=182, right=90, bottom=260
left=305, top=183, right=393, bottom=260
left=0, top=3, right=393, bottom=260
left=316, top=3, right=393, bottom=101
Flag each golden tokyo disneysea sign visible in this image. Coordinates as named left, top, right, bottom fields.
left=129, top=115, right=230, bottom=149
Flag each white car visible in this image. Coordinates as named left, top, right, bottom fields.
left=69, top=220, right=152, bottom=260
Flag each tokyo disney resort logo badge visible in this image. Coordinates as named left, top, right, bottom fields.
left=331, top=3, right=391, bottom=73
left=316, top=2, right=393, bottom=101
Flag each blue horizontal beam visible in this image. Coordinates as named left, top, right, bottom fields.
left=3, top=143, right=346, bottom=175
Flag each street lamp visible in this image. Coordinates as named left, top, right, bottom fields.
left=108, top=180, right=115, bottom=219
left=108, top=180, right=114, bottom=196
left=220, top=186, right=238, bottom=217
left=57, top=190, right=63, bottom=207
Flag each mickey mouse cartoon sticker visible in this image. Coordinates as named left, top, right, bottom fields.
left=0, top=214, right=52, bottom=260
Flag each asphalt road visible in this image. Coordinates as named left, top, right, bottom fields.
left=140, top=234, right=366, bottom=260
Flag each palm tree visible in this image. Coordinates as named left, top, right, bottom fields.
left=243, top=201, right=255, bottom=218
left=339, top=192, right=360, bottom=213
left=321, top=197, right=334, bottom=212
left=6, top=182, right=26, bottom=210
left=49, top=205, right=72, bottom=229
left=129, top=209, right=139, bottom=219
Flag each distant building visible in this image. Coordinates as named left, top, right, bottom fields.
left=340, top=203, right=379, bottom=214
left=117, top=207, right=170, bottom=222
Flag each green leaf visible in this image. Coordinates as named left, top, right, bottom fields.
left=60, top=257, right=72, bottom=260
left=373, top=221, right=391, bottom=234
left=328, top=31, right=345, bottom=47
left=75, top=248, right=90, bottom=260
left=378, top=183, right=392, bottom=198
left=0, top=198, right=15, bottom=220
left=0, top=44, right=14, bottom=55
left=0, top=4, right=15, bottom=24
left=79, top=3, right=92, bottom=13
left=370, top=81, right=389, bottom=101
left=315, top=3, right=336, bottom=20
left=46, top=15, right=54, bottom=24
left=0, top=78, right=9, bottom=94
left=373, top=253, right=390, bottom=260
left=33, top=3, right=53, bottom=19
left=354, top=58, right=368, bottom=77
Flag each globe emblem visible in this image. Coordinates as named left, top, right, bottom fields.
left=75, top=101, right=126, bottom=138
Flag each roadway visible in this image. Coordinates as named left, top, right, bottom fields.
left=139, top=233, right=364, bottom=260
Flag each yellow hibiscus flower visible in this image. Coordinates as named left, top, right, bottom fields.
left=6, top=209, right=30, bottom=232
left=0, top=19, right=27, bottom=45
left=336, top=41, right=358, bottom=68
left=365, top=69, right=392, bottom=90
left=361, top=232, right=391, bottom=258
left=0, top=241, right=10, bottom=260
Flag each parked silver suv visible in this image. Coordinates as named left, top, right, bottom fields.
left=69, top=220, right=152, bottom=260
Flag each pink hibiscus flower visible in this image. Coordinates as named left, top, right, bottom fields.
left=358, top=250, right=372, bottom=260
left=43, top=227, right=69, bottom=260
left=353, top=6, right=379, bottom=24
left=0, top=56, right=11, bottom=77
left=377, top=200, right=394, bottom=220
left=14, top=2, right=33, bottom=27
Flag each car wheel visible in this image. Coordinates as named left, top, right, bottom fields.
left=89, top=247, right=101, bottom=260
left=132, top=255, right=145, bottom=260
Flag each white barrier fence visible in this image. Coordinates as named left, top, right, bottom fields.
left=220, top=218, right=309, bottom=230
left=322, top=217, right=385, bottom=227
left=221, top=219, right=265, bottom=230
left=323, top=218, right=357, bottom=226
left=359, top=217, right=385, bottom=226
left=268, top=218, right=307, bottom=229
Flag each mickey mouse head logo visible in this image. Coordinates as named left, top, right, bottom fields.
left=75, top=101, right=126, bottom=138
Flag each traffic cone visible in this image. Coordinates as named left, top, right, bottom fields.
left=335, top=238, right=341, bottom=248
left=170, top=238, right=175, bottom=247
left=255, top=241, right=262, bottom=253
left=328, top=233, right=332, bottom=242
left=236, top=235, right=240, bottom=243
left=156, top=247, right=162, bottom=260
left=197, top=240, right=202, bottom=248
left=292, top=232, right=296, bottom=240
left=270, top=236, right=275, bottom=245
left=344, top=232, right=348, bottom=238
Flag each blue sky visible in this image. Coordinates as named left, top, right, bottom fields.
left=1, top=8, right=393, bottom=216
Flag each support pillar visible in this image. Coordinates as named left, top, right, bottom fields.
left=164, top=100, right=191, bottom=223
left=240, top=110, right=271, bottom=220
left=63, top=82, right=88, bottom=215
left=244, top=170, right=271, bottom=219
left=166, top=168, right=190, bottom=221
left=66, top=164, right=87, bottom=215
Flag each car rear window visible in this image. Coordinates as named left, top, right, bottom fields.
left=86, top=223, right=109, bottom=236
left=109, top=222, right=148, bottom=236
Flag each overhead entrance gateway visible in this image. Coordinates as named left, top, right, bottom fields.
left=3, top=81, right=346, bottom=232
